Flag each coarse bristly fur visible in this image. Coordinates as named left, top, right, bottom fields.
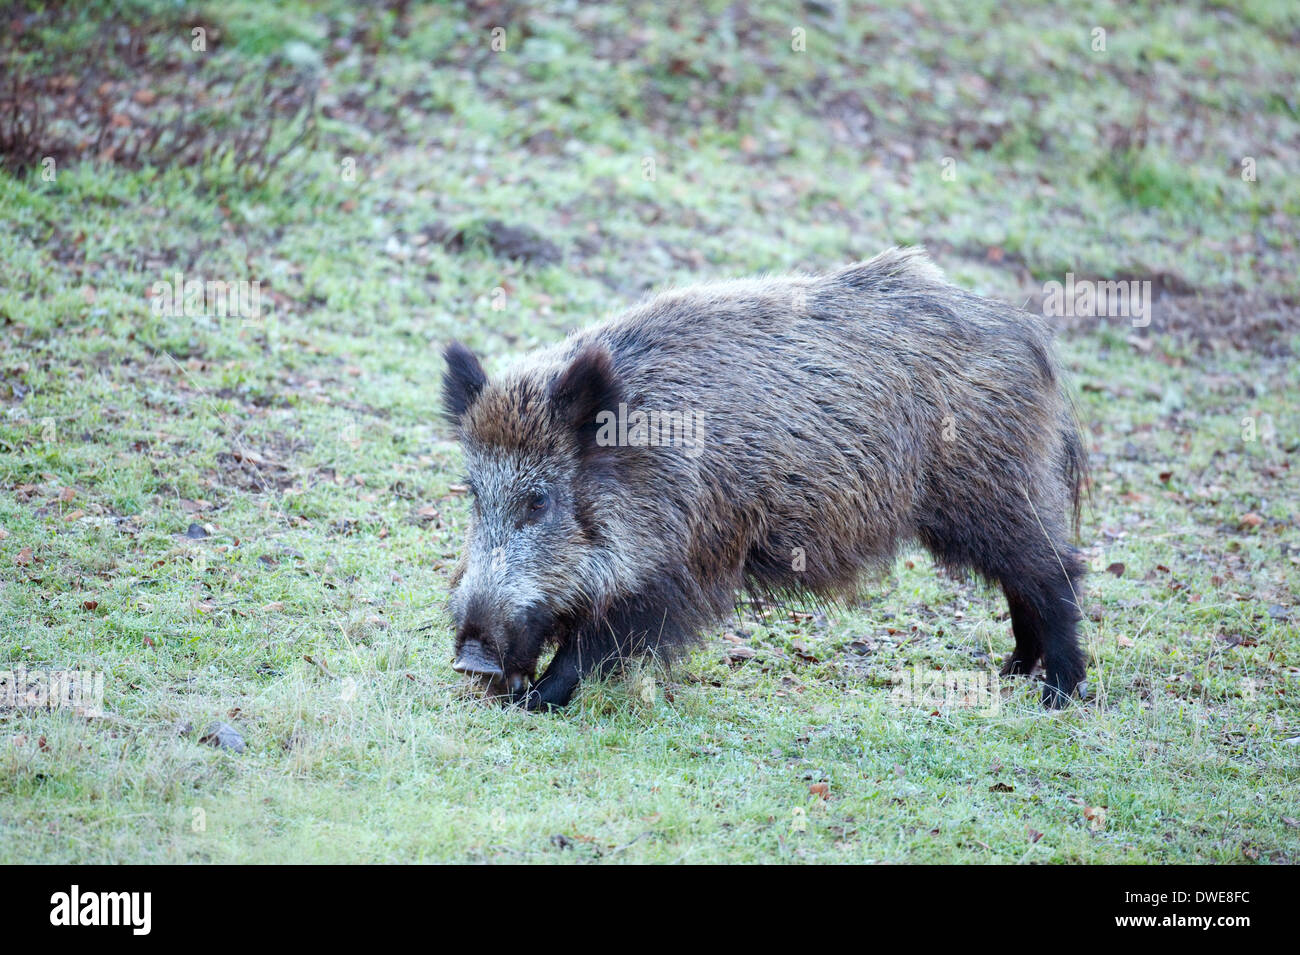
left=443, top=247, right=1089, bottom=710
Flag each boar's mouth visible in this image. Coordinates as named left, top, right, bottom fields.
left=453, top=643, right=530, bottom=699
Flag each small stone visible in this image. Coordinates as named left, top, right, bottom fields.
left=199, top=721, right=245, bottom=753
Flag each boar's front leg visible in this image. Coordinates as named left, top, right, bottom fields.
left=521, top=643, right=587, bottom=711
left=520, top=622, right=624, bottom=711
left=519, top=596, right=678, bottom=712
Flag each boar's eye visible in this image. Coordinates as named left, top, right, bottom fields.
left=524, top=491, right=550, bottom=521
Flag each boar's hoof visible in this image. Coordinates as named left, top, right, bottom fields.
left=999, top=654, right=1037, bottom=678
left=1041, top=677, right=1085, bottom=709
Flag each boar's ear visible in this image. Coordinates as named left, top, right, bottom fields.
left=442, top=342, right=487, bottom=425
left=550, top=344, right=621, bottom=453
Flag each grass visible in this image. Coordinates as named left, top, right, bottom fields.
left=0, top=0, right=1296, bottom=863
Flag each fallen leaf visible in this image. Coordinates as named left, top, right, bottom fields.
left=726, top=646, right=757, bottom=664
left=809, top=782, right=830, bottom=800
left=791, top=642, right=819, bottom=663
left=1084, top=805, right=1107, bottom=831
left=1105, top=562, right=1125, bottom=577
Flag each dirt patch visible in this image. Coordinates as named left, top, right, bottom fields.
left=423, top=219, right=563, bottom=266
left=0, top=9, right=315, bottom=186
left=211, top=440, right=304, bottom=494
left=1024, top=282, right=1299, bottom=356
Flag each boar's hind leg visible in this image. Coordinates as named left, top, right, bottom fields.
left=999, top=565, right=1086, bottom=707
left=999, top=585, right=1042, bottom=677
left=993, top=537, right=1086, bottom=708
left=922, top=520, right=1086, bottom=708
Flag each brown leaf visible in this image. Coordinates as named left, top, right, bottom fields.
left=15, top=547, right=33, bottom=566
left=1083, top=805, right=1107, bottom=831
left=1239, top=512, right=1263, bottom=528
left=809, top=782, right=830, bottom=800
left=1105, top=562, right=1125, bottom=577
left=1026, top=828, right=1044, bottom=843
left=81, top=600, right=98, bottom=611
left=989, top=781, right=1015, bottom=792
left=791, top=642, right=819, bottom=663
left=726, top=646, right=757, bottom=664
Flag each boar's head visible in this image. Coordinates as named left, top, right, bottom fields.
left=441, top=341, right=624, bottom=699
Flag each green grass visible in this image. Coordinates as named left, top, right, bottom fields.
left=0, top=0, right=1296, bottom=863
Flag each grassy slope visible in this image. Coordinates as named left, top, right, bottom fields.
left=0, top=0, right=1296, bottom=862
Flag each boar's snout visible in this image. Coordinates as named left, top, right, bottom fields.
left=451, top=637, right=503, bottom=678
left=451, top=600, right=504, bottom=678
left=451, top=595, right=554, bottom=702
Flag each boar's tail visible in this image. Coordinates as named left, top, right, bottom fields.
left=1061, top=405, right=1089, bottom=539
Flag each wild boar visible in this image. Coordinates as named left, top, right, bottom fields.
left=443, top=247, right=1087, bottom=709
